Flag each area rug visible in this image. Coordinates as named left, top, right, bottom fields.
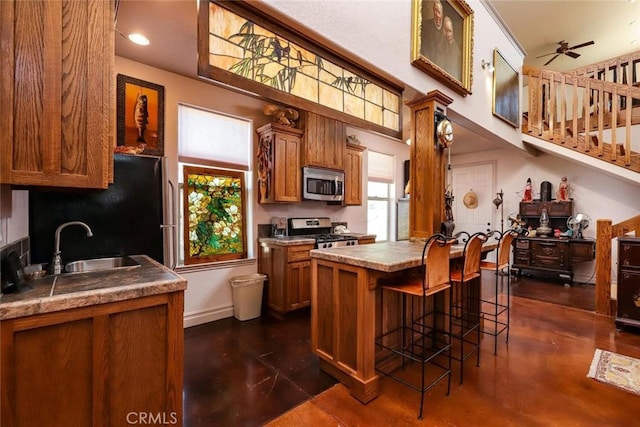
left=587, top=349, right=640, bottom=396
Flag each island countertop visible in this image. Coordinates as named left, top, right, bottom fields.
left=0, top=255, right=186, bottom=320
left=310, top=240, right=497, bottom=272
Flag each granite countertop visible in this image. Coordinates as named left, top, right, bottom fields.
left=258, top=233, right=377, bottom=246
left=0, top=255, right=186, bottom=320
left=310, top=240, right=498, bottom=273
left=258, top=236, right=316, bottom=246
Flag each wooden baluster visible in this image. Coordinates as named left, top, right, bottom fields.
left=572, top=77, right=578, bottom=148
left=560, top=74, right=566, bottom=142
left=549, top=73, right=555, bottom=139
left=625, top=88, right=632, bottom=166
left=536, top=72, right=543, bottom=136
left=584, top=79, right=590, bottom=151
left=597, top=81, right=604, bottom=156
left=611, top=85, right=617, bottom=161
left=527, top=69, right=534, bottom=134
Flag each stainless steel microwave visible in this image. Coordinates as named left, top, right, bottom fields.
left=302, top=166, right=344, bottom=201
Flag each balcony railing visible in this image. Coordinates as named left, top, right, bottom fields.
left=524, top=65, right=640, bottom=173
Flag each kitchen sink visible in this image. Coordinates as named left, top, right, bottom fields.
left=64, top=256, right=140, bottom=274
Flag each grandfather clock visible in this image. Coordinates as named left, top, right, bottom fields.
left=406, top=90, right=453, bottom=240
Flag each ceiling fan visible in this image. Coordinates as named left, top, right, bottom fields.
left=536, top=40, right=595, bottom=66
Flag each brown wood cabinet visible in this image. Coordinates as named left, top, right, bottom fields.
left=257, top=123, right=303, bottom=203
left=519, top=200, right=573, bottom=231
left=0, top=292, right=184, bottom=427
left=512, top=236, right=595, bottom=283
left=0, top=0, right=114, bottom=189
left=358, top=236, right=376, bottom=245
left=344, top=143, right=366, bottom=206
left=258, top=242, right=314, bottom=317
left=616, top=237, right=640, bottom=329
left=300, top=112, right=345, bottom=170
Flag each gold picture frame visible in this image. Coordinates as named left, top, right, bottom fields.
left=492, top=48, right=520, bottom=128
left=411, top=0, right=474, bottom=96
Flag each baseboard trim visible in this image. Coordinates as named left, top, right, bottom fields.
left=184, top=306, right=234, bottom=328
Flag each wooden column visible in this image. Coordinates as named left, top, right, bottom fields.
left=406, top=91, right=453, bottom=240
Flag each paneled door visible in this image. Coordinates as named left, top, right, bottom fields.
left=452, top=162, right=495, bottom=236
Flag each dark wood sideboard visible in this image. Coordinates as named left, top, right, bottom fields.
left=512, top=237, right=595, bottom=283
left=512, top=200, right=595, bottom=283
left=615, top=237, right=640, bottom=330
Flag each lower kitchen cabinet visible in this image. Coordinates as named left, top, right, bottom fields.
left=616, top=237, right=640, bottom=329
left=258, top=242, right=314, bottom=318
left=0, top=292, right=184, bottom=427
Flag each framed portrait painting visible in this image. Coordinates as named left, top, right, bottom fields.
left=411, top=0, right=474, bottom=96
left=492, top=49, right=520, bottom=128
left=116, top=74, right=165, bottom=156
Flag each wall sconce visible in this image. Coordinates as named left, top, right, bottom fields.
left=481, top=60, right=495, bottom=73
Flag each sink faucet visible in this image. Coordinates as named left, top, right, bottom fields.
left=51, top=221, right=93, bottom=275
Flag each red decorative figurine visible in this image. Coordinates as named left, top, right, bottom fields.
left=522, top=177, right=533, bottom=203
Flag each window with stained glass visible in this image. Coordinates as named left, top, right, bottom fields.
left=182, top=166, right=247, bottom=264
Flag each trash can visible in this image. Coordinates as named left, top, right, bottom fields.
left=230, top=273, right=267, bottom=321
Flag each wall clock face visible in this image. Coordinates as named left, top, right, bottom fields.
left=437, top=119, right=453, bottom=147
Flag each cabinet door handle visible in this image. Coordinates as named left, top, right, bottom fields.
left=538, top=242, right=556, bottom=247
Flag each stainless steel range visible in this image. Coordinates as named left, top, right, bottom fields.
left=287, top=217, right=358, bottom=249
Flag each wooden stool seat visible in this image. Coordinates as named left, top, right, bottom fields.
left=480, top=230, right=517, bottom=355
left=449, top=231, right=487, bottom=384
left=375, top=234, right=455, bottom=420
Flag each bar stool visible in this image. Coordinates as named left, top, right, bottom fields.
left=375, top=233, right=455, bottom=420
left=449, top=231, right=487, bottom=384
left=480, top=229, right=517, bottom=355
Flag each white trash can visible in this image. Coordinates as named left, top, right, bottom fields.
left=230, top=273, right=267, bottom=321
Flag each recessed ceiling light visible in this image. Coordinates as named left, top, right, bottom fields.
left=128, top=33, right=150, bottom=46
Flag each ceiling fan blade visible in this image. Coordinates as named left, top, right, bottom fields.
left=536, top=52, right=558, bottom=59
left=568, top=40, right=594, bottom=50
left=565, top=51, right=581, bottom=59
left=544, top=54, right=559, bottom=66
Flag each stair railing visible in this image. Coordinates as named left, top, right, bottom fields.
left=595, top=215, right=640, bottom=315
left=524, top=65, right=639, bottom=167
left=567, top=52, right=640, bottom=89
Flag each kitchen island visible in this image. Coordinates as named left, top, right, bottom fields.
left=309, top=240, right=497, bottom=403
left=0, top=255, right=186, bottom=427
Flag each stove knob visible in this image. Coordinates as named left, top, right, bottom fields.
left=322, top=243, right=328, bottom=248
left=328, top=243, right=333, bottom=248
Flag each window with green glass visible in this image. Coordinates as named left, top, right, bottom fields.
left=182, top=166, right=247, bottom=265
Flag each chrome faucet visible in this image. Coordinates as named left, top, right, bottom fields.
left=51, top=221, right=93, bottom=275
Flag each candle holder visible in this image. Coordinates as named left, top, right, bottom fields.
left=492, top=189, right=504, bottom=233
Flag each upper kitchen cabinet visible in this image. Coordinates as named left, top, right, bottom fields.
left=257, top=123, right=303, bottom=203
left=0, top=0, right=114, bottom=189
left=300, top=112, right=345, bottom=171
left=344, top=143, right=366, bottom=206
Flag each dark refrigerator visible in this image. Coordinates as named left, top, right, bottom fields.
left=29, top=154, right=176, bottom=269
